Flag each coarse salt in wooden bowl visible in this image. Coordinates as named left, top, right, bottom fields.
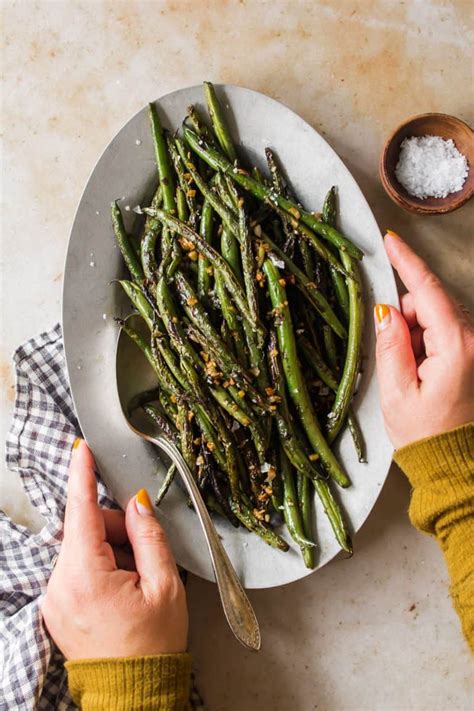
left=380, top=113, right=474, bottom=214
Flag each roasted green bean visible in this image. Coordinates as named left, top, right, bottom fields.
left=113, top=81, right=367, bottom=562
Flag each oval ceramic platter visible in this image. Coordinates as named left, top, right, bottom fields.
left=63, top=84, right=398, bottom=589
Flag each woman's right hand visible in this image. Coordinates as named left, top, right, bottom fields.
left=374, top=230, right=474, bottom=450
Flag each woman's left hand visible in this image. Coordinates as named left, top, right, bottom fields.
left=41, top=439, right=188, bottom=660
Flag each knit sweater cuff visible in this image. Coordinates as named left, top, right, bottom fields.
left=394, top=422, right=474, bottom=490
left=394, top=422, right=474, bottom=653
left=393, top=422, right=474, bottom=540
left=65, top=653, right=192, bottom=711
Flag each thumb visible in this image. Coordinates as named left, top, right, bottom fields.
left=125, top=488, right=177, bottom=597
left=374, top=304, right=418, bottom=404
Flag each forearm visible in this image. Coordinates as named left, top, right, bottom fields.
left=394, top=422, right=474, bottom=652
left=66, top=653, right=192, bottom=710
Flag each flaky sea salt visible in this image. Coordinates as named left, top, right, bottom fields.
left=395, top=135, right=468, bottom=199
left=268, top=253, right=285, bottom=269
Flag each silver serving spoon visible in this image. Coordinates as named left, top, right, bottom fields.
left=116, top=316, right=261, bottom=651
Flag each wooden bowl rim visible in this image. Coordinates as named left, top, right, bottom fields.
left=380, top=112, right=474, bottom=215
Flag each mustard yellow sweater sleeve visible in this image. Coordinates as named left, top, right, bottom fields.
left=65, top=653, right=192, bottom=710
left=394, top=422, right=474, bottom=652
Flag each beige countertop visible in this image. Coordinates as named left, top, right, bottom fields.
left=1, top=1, right=473, bottom=709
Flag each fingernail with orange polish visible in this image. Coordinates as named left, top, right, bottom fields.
left=385, top=229, right=400, bottom=239
left=72, top=437, right=82, bottom=451
left=135, top=488, right=154, bottom=516
left=374, top=304, right=391, bottom=331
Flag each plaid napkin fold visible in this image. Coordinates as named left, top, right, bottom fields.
left=0, top=324, right=204, bottom=710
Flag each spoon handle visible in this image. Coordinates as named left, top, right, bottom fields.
left=155, top=437, right=261, bottom=651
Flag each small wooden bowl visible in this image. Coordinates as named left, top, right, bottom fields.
left=380, top=113, right=473, bottom=214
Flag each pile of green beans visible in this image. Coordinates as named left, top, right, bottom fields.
left=111, top=82, right=366, bottom=567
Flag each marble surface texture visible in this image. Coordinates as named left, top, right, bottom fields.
left=1, top=1, right=473, bottom=709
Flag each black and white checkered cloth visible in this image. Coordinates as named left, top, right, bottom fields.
left=0, top=324, right=116, bottom=709
left=0, top=325, right=204, bottom=710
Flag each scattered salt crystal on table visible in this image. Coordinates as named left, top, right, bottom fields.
left=89, top=261, right=95, bottom=267
left=135, top=139, right=142, bottom=146
left=395, top=135, right=469, bottom=199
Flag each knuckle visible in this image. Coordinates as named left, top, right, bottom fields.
left=376, top=334, right=400, bottom=359
left=144, top=572, right=185, bottom=608
left=139, top=524, right=169, bottom=548
left=420, top=271, right=441, bottom=292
